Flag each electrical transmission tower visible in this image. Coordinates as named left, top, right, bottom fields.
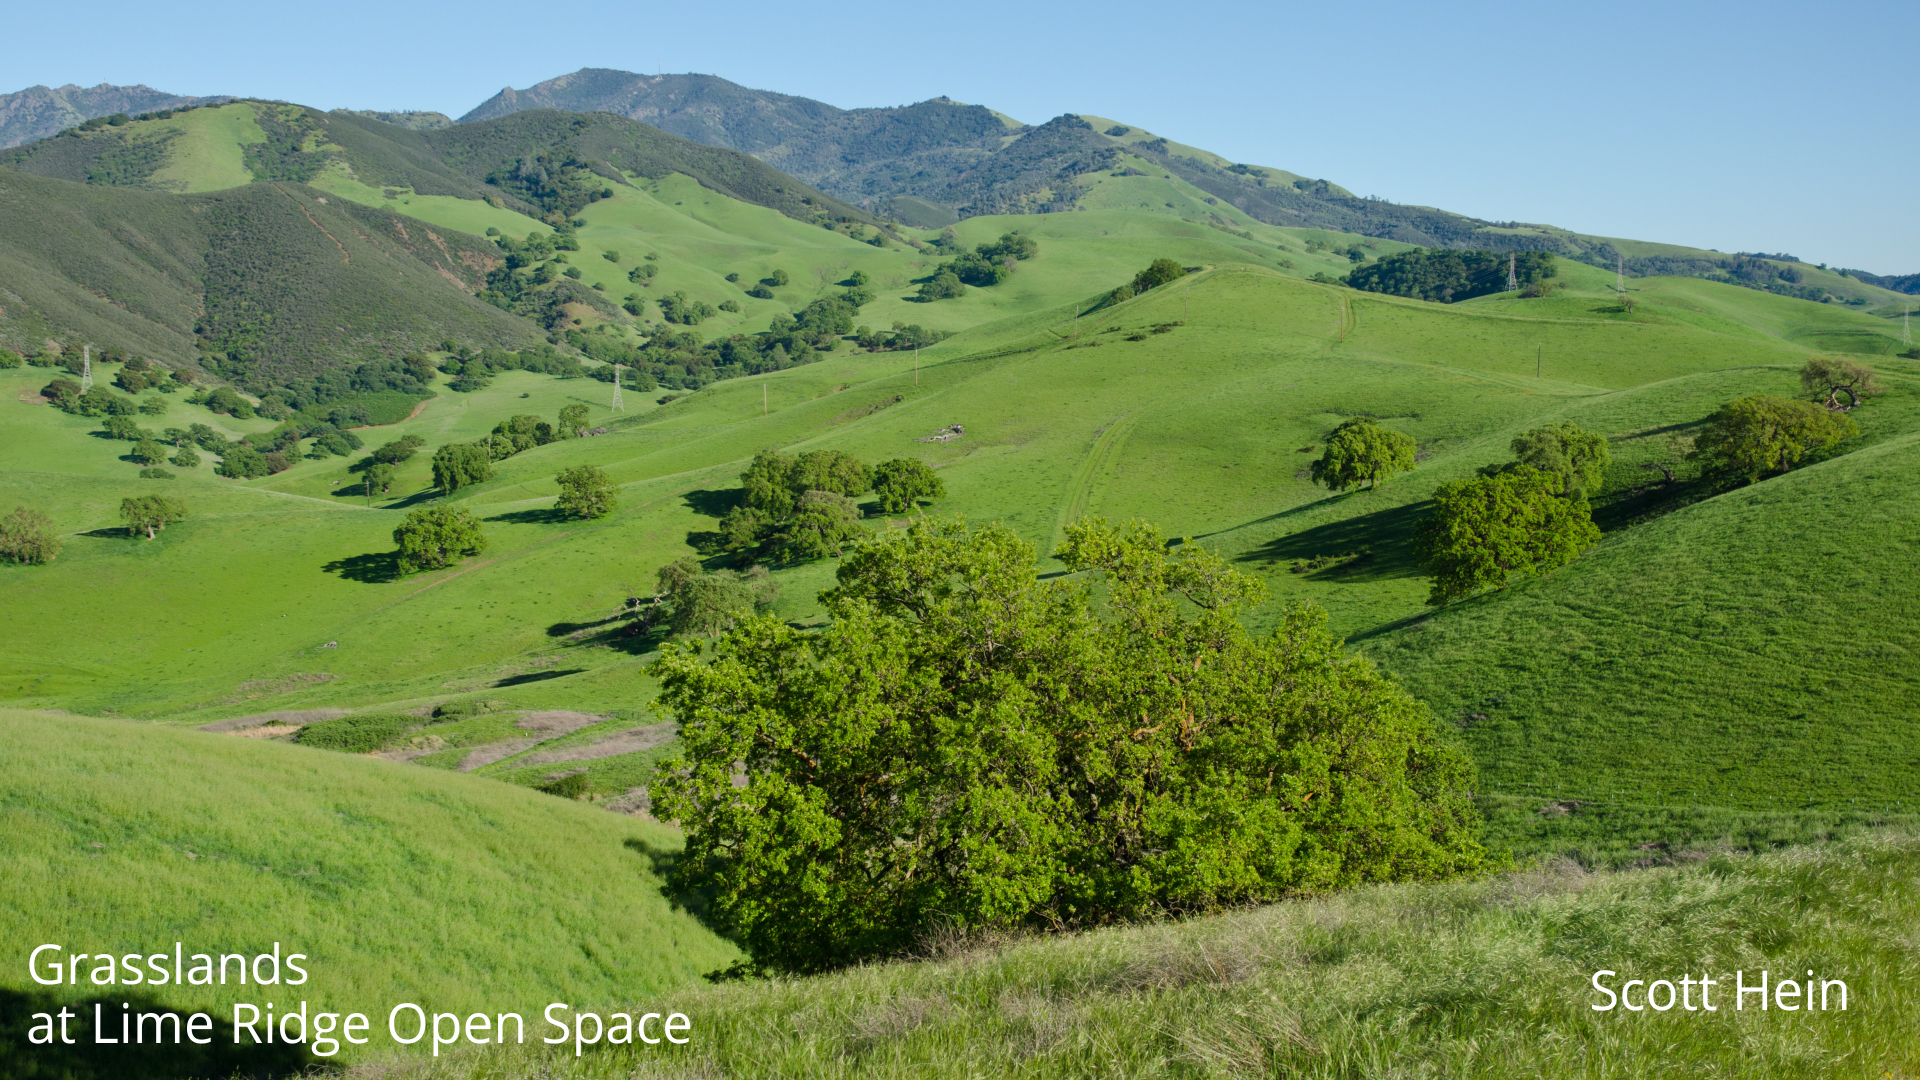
left=80, top=345, right=93, bottom=392
left=610, top=364, right=625, bottom=412
left=1506, top=254, right=1518, bottom=294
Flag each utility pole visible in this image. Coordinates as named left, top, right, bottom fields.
left=763, top=381, right=767, bottom=416
left=80, top=345, right=92, bottom=392
left=915, top=345, right=920, bottom=386
left=1904, top=305, right=1912, bottom=349
left=1536, top=343, right=1543, bottom=379
left=610, top=364, right=624, bottom=411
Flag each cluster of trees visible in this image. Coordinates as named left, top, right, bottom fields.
left=353, top=435, right=425, bottom=502
left=1346, top=250, right=1557, bottom=303
left=441, top=343, right=586, bottom=393
left=1107, top=258, right=1188, bottom=304
left=393, top=506, right=487, bottom=573
left=853, top=322, right=948, bottom=352
left=40, top=378, right=137, bottom=419
left=658, top=292, right=719, bottom=326
left=257, top=355, right=437, bottom=416
left=111, top=356, right=187, bottom=395
left=716, top=449, right=873, bottom=564
left=485, top=155, right=616, bottom=223
left=917, top=232, right=1037, bottom=301
left=429, top=406, right=593, bottom=494
left=713, top=449, right=945, bottom=565
left=644, top=557, right=781, bottom=638
left=0, top=507, right=61, bottom=565
left=119, top=495, right=188, bottom=540
left=1414, top=422, right=1608, bottom=604
left=650, top=517, right=1488, bottom=973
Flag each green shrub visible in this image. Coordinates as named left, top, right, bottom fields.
left=652, top=518, right=1487, bottom=974
left=0, top=507, right=62, bottom=565
left=393, top=505, right=488, bottom=573
left=137, top=467, right=176, bottom=480
left=537, top=772, right=591, bottom=799
left=295, top=713, right=420, bottom=753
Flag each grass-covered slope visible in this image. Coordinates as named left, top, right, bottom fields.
left=0, top=167, right=540, bottom=376
left=0, top=709, right=738, bottom=1029
left=1365, top=403, right=1920, bottom=811
left=3, top=260, right=1912, bottom=823
left=344, top=832, right=1920, bottom=1079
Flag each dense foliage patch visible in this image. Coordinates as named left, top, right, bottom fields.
left=653, top=518, right=1488, bottom=973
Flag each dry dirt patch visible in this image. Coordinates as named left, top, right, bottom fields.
left=514, top=722, right=677, bottom=766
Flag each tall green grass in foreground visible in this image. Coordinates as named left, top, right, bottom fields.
left=354, top=832, right=1920, bottom=1080
left=0, top=710, right=738, bottom=1038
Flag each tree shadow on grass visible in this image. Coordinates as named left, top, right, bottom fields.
left=486, top=507, right=568, bottom=525
left=493, top=668, right=585, bottom=688
left=323, top=551, right=403, bottom=584
left=682, top=488, right=739, bottom=519
left=1240, top=499, right=1432, bottom=583
left=78, top=527, right=138, bottom=540
left=383, top=488, right=442, bottom=511
left=626, top=837, right=726, bottom=930
left=0, top=988, right=314, bottom=1080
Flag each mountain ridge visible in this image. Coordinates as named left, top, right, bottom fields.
left=0, top=82, right=228, bottom=148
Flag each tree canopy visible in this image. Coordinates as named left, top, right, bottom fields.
left=431, top=442, right=496, bottom=494
left=119, top=494, right=188, bottom=540
left=1413, top=465, right=1600, bottom=604
left=651, top=556, right=779, bottom=638
left=555, top=464, right=618, bottom=519
left=393, top=506, right=488, bottom=573
left=1490, top=422, right=1611, bottom=499
left=871, top=458, right=946, bottom=513
left=1346, top=249, right=1555, bottom=303
left=651, top=517, right=1488, bottom=974
left=0, top=506, right=62, bottom=565
left=1799, top=357, right=1878, bottom=412
left=1690, top=395, right=1857, bottom=485
left=1310, top=418, right=1417, bottom=491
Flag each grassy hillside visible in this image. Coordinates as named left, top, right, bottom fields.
left=345, top=831, right=1920, bottom=1078
left=0, top=708, right=738, bottom=1070
left=0, top=167, right=541, bottom=377
left=5, top=253, right=1913, bottom=836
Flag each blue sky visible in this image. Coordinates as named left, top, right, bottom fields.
left=11, top=0, right=1914, bottom=273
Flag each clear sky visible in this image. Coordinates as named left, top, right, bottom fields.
left=11, top=0, right=1914, bottom=273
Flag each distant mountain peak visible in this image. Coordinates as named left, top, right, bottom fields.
left=0, top=82, right=225, bottom=148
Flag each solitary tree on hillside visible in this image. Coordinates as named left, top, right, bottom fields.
left=1413, top=465, right=1599, bottom=604
left=1800, top=357, right=1879, bottom=412
left=0, top=506, right=62, bottom=564
left=1310, top=418, right=1418, bottom=492
left=555, top=464, right=618, bottom=519
left=871, top=458, right=945, bottom=513
left=558, top=404, right=591, bottom=438
left=1690, top=395, right=1857, bottom=485
left=392, top=506, right=488, bottom=573
left=119, top=494, right=188, bottom=540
